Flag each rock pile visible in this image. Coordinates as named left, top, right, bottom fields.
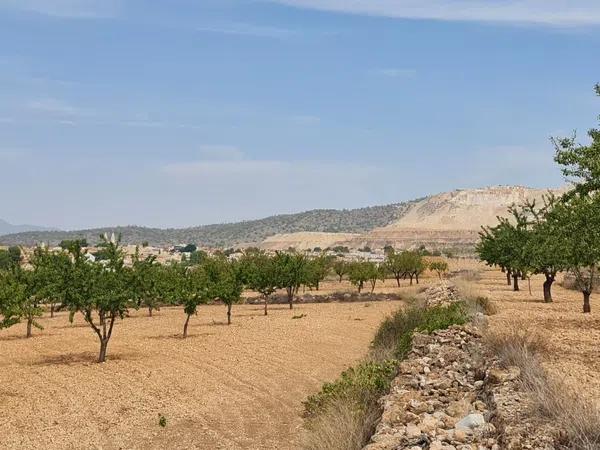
left=245, top=292, right=402, bottom=305
left=364, top=324, right=561, bottom=450
left=364, top=324, right=497, bottom=450
left=424, top=282, right=460, bottom=308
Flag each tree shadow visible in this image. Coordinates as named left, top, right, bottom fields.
left=54, top=323, right=90, bottom=329
left=0, top=334, right=31, bottom=341
left=30, top=351, right=139, bottom=366
left=145, top=332, right=215, bottom=340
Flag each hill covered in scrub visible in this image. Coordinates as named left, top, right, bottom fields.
left=2, top=186, right=563, bottom=250
left=0, top=201, right=417, bottom=248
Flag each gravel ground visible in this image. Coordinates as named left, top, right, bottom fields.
left=0, top=298, right=405, bottom=449
left=472, top=267, right=600, bottom=400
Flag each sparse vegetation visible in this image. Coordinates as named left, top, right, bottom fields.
left=487, top=324, right=600, bottom=449
left=303, top=302, right=469, bottom=450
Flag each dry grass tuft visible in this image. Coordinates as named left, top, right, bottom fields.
left=453, top=278, right=497, bottom=316
left=486, top=324, right=600, bottom=449
left=301, top=399, right=380, bottom=450
left=486, top=325, right=548, bottom=368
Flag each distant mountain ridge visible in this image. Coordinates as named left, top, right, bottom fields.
left=0, top=201, right=418, bottom=247
left=0, top=219, right=56, bottom=237
left=0, top=186, right=562, bottom=250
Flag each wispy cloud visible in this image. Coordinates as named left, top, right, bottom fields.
left=1, top=0, right=120, bottom=18
left=270, top=0, right=600, bottom=26
left=290, top=115, right=321, bottom=124
left=26, top=98, right=88, bottom=117
left=371, top=68, right=417, bottom=78
left=197, top=22, right=296, bottom=39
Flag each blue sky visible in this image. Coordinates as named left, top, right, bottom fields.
left=1, top=0, right=599, bottom=230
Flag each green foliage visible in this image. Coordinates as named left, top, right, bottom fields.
left=304, top=303, right=468, bottom=421
left=303, top=360, right=397, bottom=418
left=333, top=259, right=348, bottom=282
left=372, top=303, right=468, bottom=360
left=303, top=254, right=334, bottom=291
left=384, top=250, right=425, bottom=286
left=545, top=193, right=600, bottom=311
left=0, top=266, right=43, bottom=336
left=158, top=414, right=167, bottom=428
left=188, top=249, right=208, bottom=266
left=0, top=246, right=21, bottom=270
left=476, top=206, right=532, bottom=289
left=428, top=260, right=449, bottom=279
left=130, top=250, right=162, bottom=316
left=203, top=256, right=244, bottom=324
left=347, top=261, right=380, bottom=293
left=59, top=239, right=88, bottom=251
left=553, top=86, right=600, bottom=198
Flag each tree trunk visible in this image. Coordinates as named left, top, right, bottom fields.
left=264, top=296, right=268, bottom=316
left=26, top=317, right=32, bottom=338
left=357, top=281, right=363, bottom=293
left=98, top=338, right=109, bottom=363
left=183, top=313, right=191, bottom=338
left=583, top=291, right=591, bottom=313
left=148, top=306, right=153, bottom=317
left=409, top=275, right=414, bottom=286
left=395, top=275, right=401, bottom=287
left=316, top=280, right=319, bottom=291
left=227, top=304, right=232, bottom=325
left=287, top=287, right=294, bottom=310
left=513, top=274, right=520, bottom=291
left=506, top=271, right=512, bottom=285
left=50, top=303, right=55, bottom=318
left=415, top=273, right=420, bottom=284
left=338, top=274, right=343, bottom=283
left=543, top=275, right=554, bottom=303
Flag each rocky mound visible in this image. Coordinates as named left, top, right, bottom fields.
left=364, top=323, right=562, bottom=450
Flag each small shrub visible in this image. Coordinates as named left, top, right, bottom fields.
left=158, top=414, right=167, bottom=428
left=371, top=303, right=468, bottom=361
left=303, top=360, right=397, bottom=419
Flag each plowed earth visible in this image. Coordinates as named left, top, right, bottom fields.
left=0, top=296, right=405, bottom=449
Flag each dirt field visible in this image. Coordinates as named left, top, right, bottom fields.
left=0, top=295, right=407, bottom=449
left=463, top=263, right=600, bottom=401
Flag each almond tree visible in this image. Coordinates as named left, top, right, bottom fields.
left=548, top=194, right=600, bottom=313
left=429, top=260, right=449, bottom=279
left=0, top=266, right=43, bottom=338
left=384, top=250, right=405, bottom=287
left=348, top=261, right=378, bottom=293
left=131, top=249, right=161, bottom=317
left=522, top=196, right=566, bottom=303
left=160, top=263, right=208, bottom=338
left=203, top=256, right=244, bottom=324
left=304, top=254, right=333, bottom=291
left=333, top=260, right=348, bottom=283
left=63, top=234, right=133, bottom=362
left=239, top=251, right=279, bottom=316
left=274, top=251, right=306, bottom=309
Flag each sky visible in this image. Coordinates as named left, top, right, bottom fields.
left=0, top=0, right=599, bottom=230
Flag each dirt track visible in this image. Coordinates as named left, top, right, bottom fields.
left=0, top=298, right=404, bottom=449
